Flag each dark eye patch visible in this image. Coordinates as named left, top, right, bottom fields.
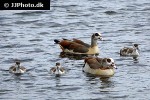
left=134, top=44, right=138, bottom=47
left=16, top=61, right=20, bottom=65
left=95, top=33, right=99, bottom=36
left=107, top=59, right=111, bottom=63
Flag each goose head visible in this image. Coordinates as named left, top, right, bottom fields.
left=91, top=33, right=102, bottom=47
left=102, top=58, right=117, bottom=69
left=92, top=33, right=103, bottom=40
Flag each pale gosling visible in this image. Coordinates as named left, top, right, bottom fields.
left=120, top=44, right=139, bottom=57
left=9, top=61, right=26, bottom=75
left=50, top=63, right=65, bottom=76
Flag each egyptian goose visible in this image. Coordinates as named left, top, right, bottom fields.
left=83, top=57, right=116, bottom=77
left=54, top=33, right=102, bottom=55
left=120, top=44, right=139, bottom=56
left=50, top=62, right=65, bottom=76
left=9, top=61, right=26, bottom=75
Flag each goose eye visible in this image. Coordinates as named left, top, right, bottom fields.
left=95, top=33, right=99, bottom=36
left=107, top=59, right=111, bottom=63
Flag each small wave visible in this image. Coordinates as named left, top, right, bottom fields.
left=14, top=11, right=46, bottom=16
left=104, top=11, right=117, bottom=15
left=14, top=20, right=39, bottom=24
left=29, top=39, right=43, bottom=42
left=3, top=58, right=34, bottom=64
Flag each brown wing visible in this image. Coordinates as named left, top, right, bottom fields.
left=121, top=47, right=133, bottom=54
left=58, top=39, right=89, bottom=53
left=86, top=58, right=102, bottom=69
left=20, top=66, right=26, bottom=71
left=89, top=64, right=101, bottom=69
left=59, top=40, right=73, bottom=49
left=95, top=57, right=104, bottom=67
left=121, top=47, right=128, bottom=52
left=50, top=67, right=56, bottom=72
left=84, top=57, right=94, bottom=63
left=95, top=57, right=103, bottom=63
left=9, top=66, right=16, bottom=72
left=69, top=43, right=89, bottom=53
left=73, top=38, right=90, bottom=48
left=127, top=48, right=134, bottom=53
left=60, top=67, right=65, bottom=72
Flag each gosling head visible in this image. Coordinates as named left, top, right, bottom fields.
left=15, top=61, right=20, bottom=68
left=133, top=44, right=139, bottom=50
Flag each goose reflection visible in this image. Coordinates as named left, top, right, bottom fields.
left=59, top=52, right=98, bottom=60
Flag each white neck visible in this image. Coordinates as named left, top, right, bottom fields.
left=55, top=66, right=61, bottom=74
left=132, top=48, right=139, bottom=56
left=16, top=65, right=21, bottom=73
left=91, top=38, right=98, bottom=47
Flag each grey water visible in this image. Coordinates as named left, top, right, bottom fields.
left=0, top=0, right=150, bottom=99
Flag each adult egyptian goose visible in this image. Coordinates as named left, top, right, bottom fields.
left=9, top=61, right=26, bottom=75
left=120, top=44, right=139, bottom=56
left=50, top=63, right=65, bottom=76
left=54, top=33, right=102, bottom=55
left=83, top=57, right=116, bottom=77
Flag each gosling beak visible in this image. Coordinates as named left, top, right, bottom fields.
left=99, top=37, right=103, bottom=40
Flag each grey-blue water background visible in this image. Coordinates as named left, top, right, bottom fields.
left=0, top=0, right=150, bottom=99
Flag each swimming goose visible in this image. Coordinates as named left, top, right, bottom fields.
left=54, top=33, right=102, bottom=55
left=83, top=57, right=116, bottom=76
left=9, top=61, right=26, bottom=75
left=120, top=44, right=139, bottom=56
left=50, top=63, right=65, bottom=76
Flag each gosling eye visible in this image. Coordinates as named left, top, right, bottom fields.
left=134, top=44, right=138, bottom=47
left=95, top=33, right=100, bottom=36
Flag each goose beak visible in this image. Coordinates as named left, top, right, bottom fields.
left=111, top=63, right=117, bottom=69
left=113, top=65, right=117, bottom=69
left=99, top=37, right=103, bottom=40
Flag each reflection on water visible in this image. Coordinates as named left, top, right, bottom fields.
left=84, top=71, right=115, bottom=79
left=54, top=77, right=61, bottom=87
left=59, top=52, right=88, bottom=60
left=100, top=77, right=114, bottom=89
left=104, top=11, right=117, bottom=15
left=59, top=52, right=98, bottom=60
